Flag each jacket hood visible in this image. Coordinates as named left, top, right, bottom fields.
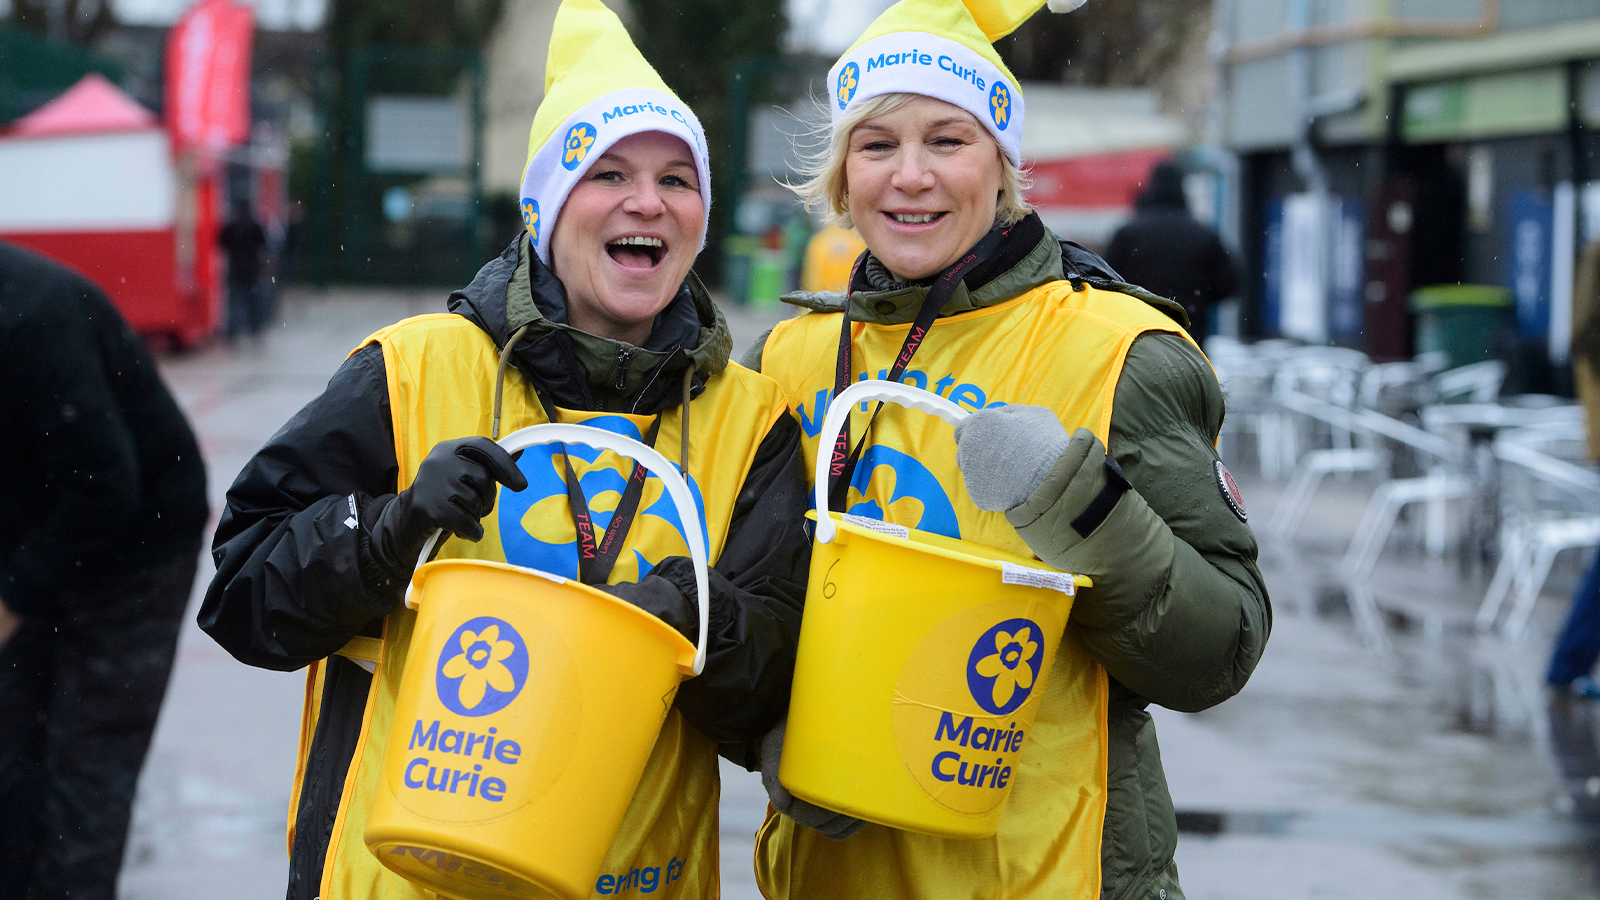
left=780, top=212, right=1188, bottom=328
left=1135, top=161, right=1189, bottom=212
left=447, top=234, right=733, bottom=415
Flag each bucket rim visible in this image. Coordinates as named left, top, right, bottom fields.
left=807, top=510, right=1092, bottom=588
left=366, top=830, right=561, bottom=898
left=410, top=557, right=698, bottom=675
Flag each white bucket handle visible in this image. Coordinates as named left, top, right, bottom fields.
left=813, top=380, right=968, bottom=545
left=405, top=423, right=711, bottom=677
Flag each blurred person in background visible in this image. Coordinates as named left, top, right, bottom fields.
left=799, top=221, right=867, bottom=294
left=219, top=197, right=270, bottom=342
left=1105, top=160, right=1237, bottom=346
left=1546, top=238, right=1600, bottom=697
left=198, top=2, right=808, bottom=897
left=0, top=240, right=209, bottom=900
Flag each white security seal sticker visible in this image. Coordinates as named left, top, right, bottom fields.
left=1000, top=562, right=1077, bottom=596
left=843, top=513, right=911, bottom=539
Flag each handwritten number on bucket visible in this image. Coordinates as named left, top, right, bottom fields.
left=822, top=559, right=840, bottom=599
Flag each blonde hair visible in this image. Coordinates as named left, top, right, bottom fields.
left=789, top=92, right=1032, bottom=231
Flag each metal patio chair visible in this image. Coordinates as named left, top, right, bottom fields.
left=1475, top=418, right=1600, bottom=639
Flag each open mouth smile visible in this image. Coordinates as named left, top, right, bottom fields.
left=606, top=235, right=666, bottom=269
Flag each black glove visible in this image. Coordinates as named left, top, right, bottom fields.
left=368, top=436, right=528, bottom=578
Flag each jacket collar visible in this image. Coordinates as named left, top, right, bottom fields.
left=844, top=213, right=1062, bottom=326
left=780, top=212, right=1189, bottom=329
left=447, top=235, right=732, bottom=415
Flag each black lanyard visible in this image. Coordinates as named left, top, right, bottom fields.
left=560, top=415, right=662, bottom=585
left=527, top=384, right=665, bottom=586
left=826, top=226, right=1012, bottom=512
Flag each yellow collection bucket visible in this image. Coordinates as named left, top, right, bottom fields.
left=780, top=381, right=1090, bottom=839
left=364, top=423, right=710, bottom=900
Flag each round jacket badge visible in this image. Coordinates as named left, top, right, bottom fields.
left=1214, top=460, right=1247, bottom=522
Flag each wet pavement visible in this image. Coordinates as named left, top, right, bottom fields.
left=1168, top=475, right=1600, bottom=899
left=120, top=289, right=1600, bottom=898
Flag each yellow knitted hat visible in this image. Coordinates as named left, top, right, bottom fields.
left=829, top=0, right=1084, bottom=164
left=518, top=0, right=711, bottom=263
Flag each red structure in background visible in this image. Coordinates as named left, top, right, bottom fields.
left=0, top=0, right=253, bottom=349
left=1023, top=147, right=1174, bottom=249
left=0, top=75, right=202, bottom=344
left=1026, top=147, right=1175, bottom=208
left=161, top=0, right=255, bottom=345
left=165, top=0, right=254, bottom=153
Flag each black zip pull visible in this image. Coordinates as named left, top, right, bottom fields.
left=614, top=348, right=631, bottom=391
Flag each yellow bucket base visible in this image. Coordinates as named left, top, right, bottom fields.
left=366, top=558, right=694, bottom=900
left=367, top=839, right=560, bottom=899
left=781, top=513, right=1088, bottom=839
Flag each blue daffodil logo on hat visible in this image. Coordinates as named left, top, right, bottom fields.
left=521, top=197, right=540, bottom=243
left=837, top=61, right=860, bottom=109
left=436, top=616, right=529, bottom=717
left=966, top=619, right=1044, bottom=715
left=989, top=81, right=1011, bottom=131
left=562, top=122, right=597, bottom=171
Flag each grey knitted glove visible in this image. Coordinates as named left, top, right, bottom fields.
left=1029, top=427, right=1132, bottom=544
left=953, top=405, right=1071, bottom=512
left=760, top=719, right=866, bottom=840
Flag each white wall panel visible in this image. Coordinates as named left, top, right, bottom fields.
left=0, top=130, right=176, bottom=231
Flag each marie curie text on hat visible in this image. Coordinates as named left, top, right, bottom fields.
left=602, top=100, right=692, bottom=129
left=862, top=50, right=989, bottom=91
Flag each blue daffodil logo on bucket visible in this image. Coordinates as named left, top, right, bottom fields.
left=966, top=619, right=1043, bottom=715
left=988, top=81, right=1011, bottom=131
left=562, top=122, right=597, bottom=171
left=520, top=197, right=540, bottom=244
left=837, top=61, right=860, bottom=109
left=436, top=616, right=530, bottom=717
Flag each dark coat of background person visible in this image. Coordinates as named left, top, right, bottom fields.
left=219, top=206, right=270, bottom=338
left=0, top=240, right=209, bottom=900
left=1105, top=162, right=1238, bottom=346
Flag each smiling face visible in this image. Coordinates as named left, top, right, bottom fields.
left=549, top=131, right=705, bottom=346
left=844, top=95, right=1004, bottom=282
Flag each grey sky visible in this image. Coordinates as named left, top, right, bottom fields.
left=2, top=0, right=887, bottom=45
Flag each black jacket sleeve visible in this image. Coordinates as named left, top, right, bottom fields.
left=602, top=413, right=811, bottom=750
left=198, top=344, right=404, bottom=671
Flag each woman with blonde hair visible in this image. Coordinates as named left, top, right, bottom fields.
left=745, top=1, right=1270, bottom=897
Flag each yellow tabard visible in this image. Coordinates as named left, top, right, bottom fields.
left=287, top=313, right=789, bottom=900
left=753, top=282, right=1189, bottom=900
